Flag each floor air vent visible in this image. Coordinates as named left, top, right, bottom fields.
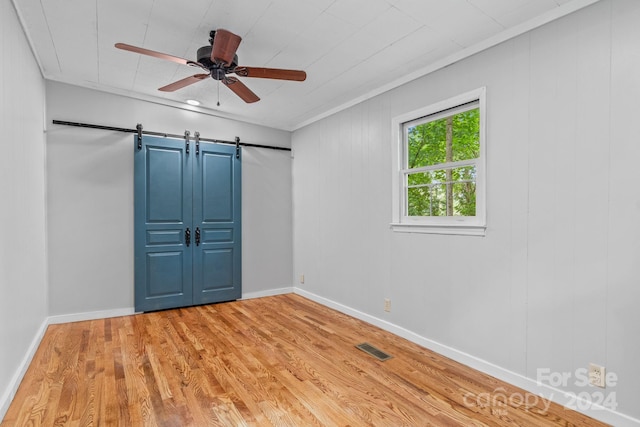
left=356, top=342, right=393, bottom=361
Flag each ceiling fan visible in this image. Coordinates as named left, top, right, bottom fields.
left=115, top=29, right=306, bottom=104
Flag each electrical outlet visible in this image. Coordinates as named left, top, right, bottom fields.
left=384, top=298, right=391, bottom=312
left=589, top=363, right=606, bottom=388
left=299, top=274, right=305, bottom=284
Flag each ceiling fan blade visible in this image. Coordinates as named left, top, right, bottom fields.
left=115, top=43, right=205, bottom=69
left=158, top=74, right=209, bottom=92
left=212, top=29, right=242, bottom=66
left=234, top=67, right=306, bottom=81
left=222, top=77, right=260, bottom=103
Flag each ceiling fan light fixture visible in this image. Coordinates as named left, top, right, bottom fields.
left=186, top=99, right=200, bottom=106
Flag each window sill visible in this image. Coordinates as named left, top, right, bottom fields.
left=390, top=223, right=486, bottom=236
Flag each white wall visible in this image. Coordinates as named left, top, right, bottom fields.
left=0, top=1, right=48, bottom=419
left=292, top=0, right=640, bottom=423
left=46, top=82, right=293, bottom=316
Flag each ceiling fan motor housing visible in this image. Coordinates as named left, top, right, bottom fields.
left=197, top=45, right=238, bottom=79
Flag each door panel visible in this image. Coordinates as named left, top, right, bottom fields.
left=192, top=143, right=241, bottom=304
left=146, top=230, right=183, bottom=245
left=201, top=248, right=234, bottom=290
left=201, top=152, right=234, bottom=221
left=146, top=251, right=186, bottom=296
left=135, top=136, right=193, bottom=312
left=202, top=228, right=233, bottom=242
left=146, top=147, right=185, bottom=222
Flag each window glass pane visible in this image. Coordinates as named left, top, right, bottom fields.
left=406, top=166, right=476, bottom=217
left=407, top=108, right=480, bottom=169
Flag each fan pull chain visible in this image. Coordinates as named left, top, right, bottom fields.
left=217, top=81, right=221, bottom=107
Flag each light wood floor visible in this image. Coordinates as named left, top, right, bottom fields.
left=3, top=294, right=608, bottom=426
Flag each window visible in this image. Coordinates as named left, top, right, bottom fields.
left=391, top=88, right=486, bottom=235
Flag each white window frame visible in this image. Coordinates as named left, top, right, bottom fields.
left=391, top=87, right=487, bottom=236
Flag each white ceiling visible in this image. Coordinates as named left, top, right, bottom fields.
left=13, top=0, right=597, bottom=131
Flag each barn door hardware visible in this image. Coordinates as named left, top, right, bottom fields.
left=195, top=132, right=200, bottom=155
left=136, top=124, right=143, bottom=150
left=235, top=137, right=240, bottom=159
left=195, top=227, right=201, bottom=246
left=184, top=130, right=190, bottom=153
left=185, top=228, right=191, bottom=247
left=52, top=119, right=291, bottom=152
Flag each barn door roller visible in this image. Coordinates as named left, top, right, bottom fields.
left=136, top=123, right=143, bottom=150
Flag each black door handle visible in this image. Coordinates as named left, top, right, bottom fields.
left=185, top=228, right=191, bottom=247
left=195, top=227, right=201, bottom=246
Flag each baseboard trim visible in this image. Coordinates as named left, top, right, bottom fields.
left=48, top=307, right=136, bottom=325
left=0, top=318, right=48, bottom=422
left=241, top=286, right=294, bottom=300
left=293, top=287, right=640, bottom=427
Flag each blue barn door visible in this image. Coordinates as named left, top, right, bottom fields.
left=193, top=143, right=242, bottom=304
left=134, top=136, right=193, bottom=312
left=134, top=135, right=241, bottom=312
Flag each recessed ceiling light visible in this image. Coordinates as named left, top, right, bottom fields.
left=186, top=99, right=200, bottom=106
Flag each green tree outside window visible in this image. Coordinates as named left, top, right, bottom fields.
left=405, top=108, right=479, bottom=217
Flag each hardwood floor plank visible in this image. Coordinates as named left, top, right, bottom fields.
left=2, top=294, right=609, bottom=427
